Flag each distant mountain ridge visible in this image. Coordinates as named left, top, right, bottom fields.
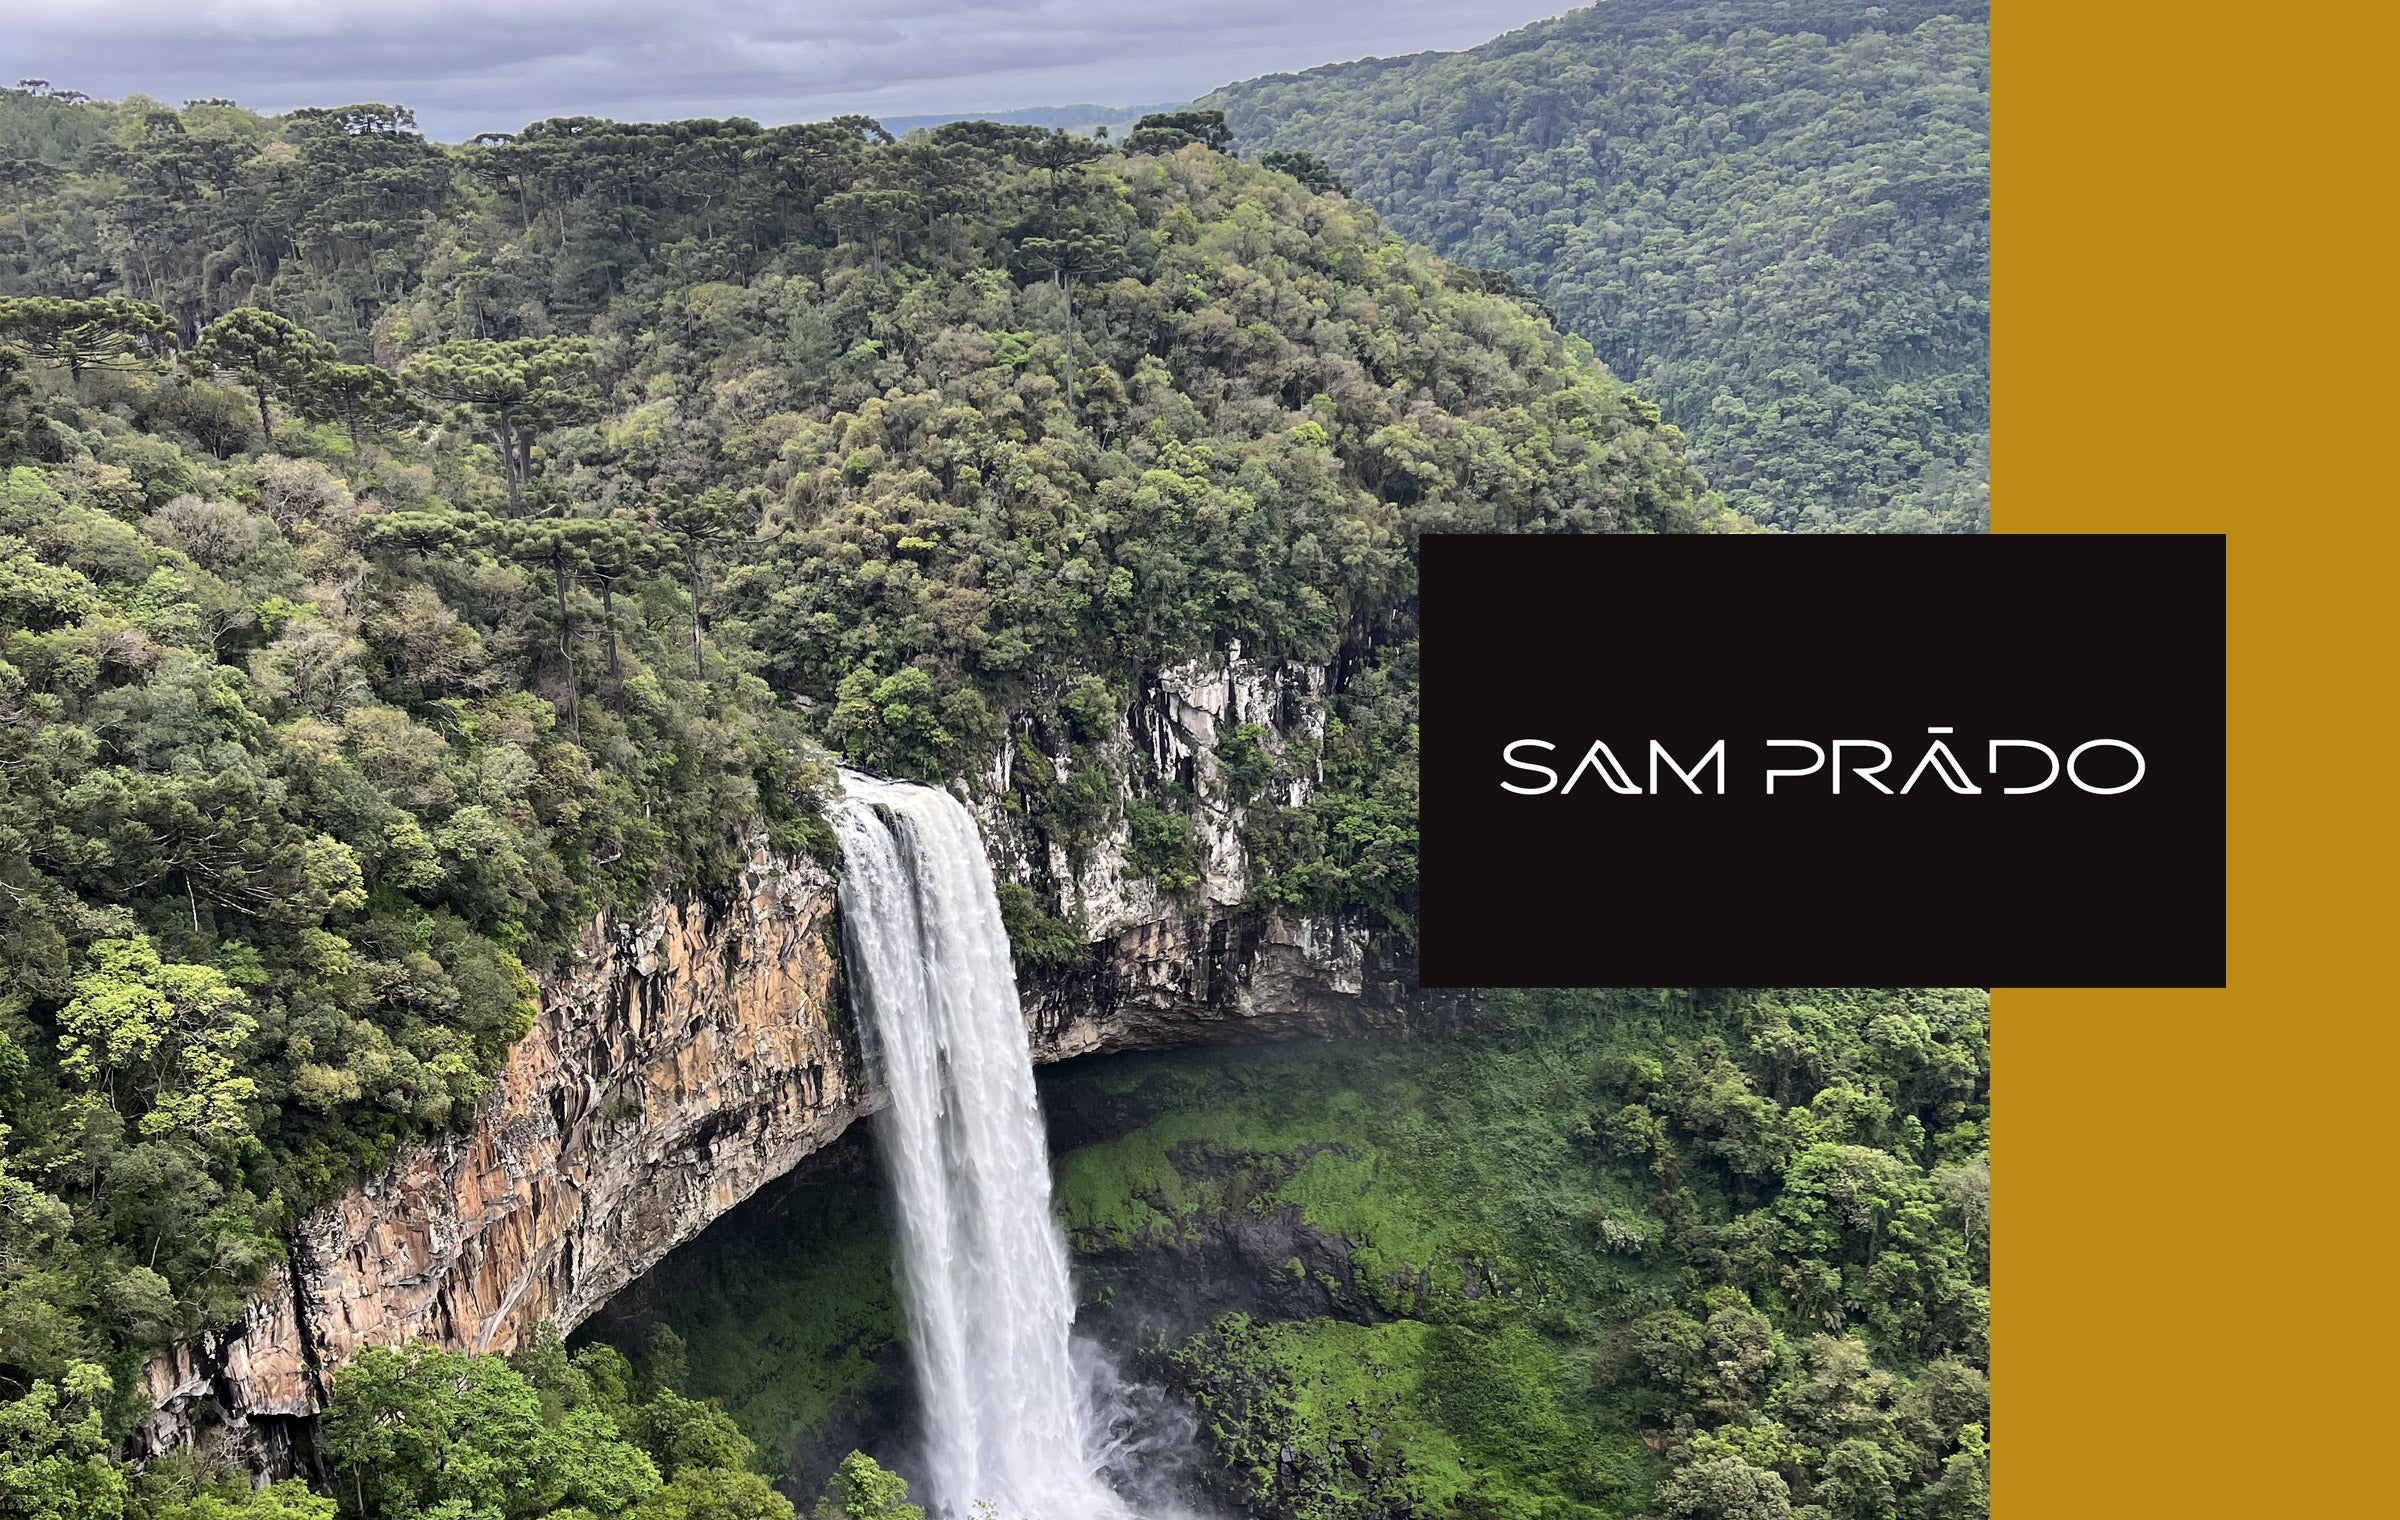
left=1207, top=0, right=1991, bottom=531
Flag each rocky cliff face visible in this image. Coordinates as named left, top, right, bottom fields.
left=144, top=651, right=1444, bottom=1471
left=972, top=644, right=1327, bottom=935
left=1010, top=648, right=1464, bottom=1053
left=141, top=849, right=855, bottom=1464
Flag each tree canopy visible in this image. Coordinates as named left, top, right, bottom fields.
left=187, top=308, right=338, bottom=442
left=0, top=297, right=178, bottom=377
left=399, top=339, right=601, bottom=511
left=321, top=1326, right=794, bottom=1520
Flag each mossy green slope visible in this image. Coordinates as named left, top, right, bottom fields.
left=573, top=1143, right=907, bottom=1503
left=1045, top=987, right=1990, bottom=1520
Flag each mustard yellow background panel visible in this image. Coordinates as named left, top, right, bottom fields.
left=1995, top=2, right=2394, bottom=1515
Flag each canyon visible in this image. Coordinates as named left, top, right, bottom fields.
left=140, top=653, right=1452, bottom=1473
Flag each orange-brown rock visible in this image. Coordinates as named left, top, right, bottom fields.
left=143, top=848, right=851, bottom=1455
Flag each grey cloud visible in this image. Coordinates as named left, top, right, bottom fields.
left=3, top=0, right=1578, bottom=140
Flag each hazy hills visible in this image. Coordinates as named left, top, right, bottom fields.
left=1206, top=0, right=1990, bottom=530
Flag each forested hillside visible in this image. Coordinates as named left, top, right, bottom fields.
left=0, top=89, right=1727, bottom=1514
left=1208, top=0, right=1990, bottom=532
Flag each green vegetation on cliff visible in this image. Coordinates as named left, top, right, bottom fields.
left=1208, top=0, right=1990, bottom=531
left=0, top=87, right=1722, bottom=1483
left=0, top=424, right=813, bottom=1429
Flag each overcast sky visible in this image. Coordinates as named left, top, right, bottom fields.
left=3, top=1, right=1581, bottom=141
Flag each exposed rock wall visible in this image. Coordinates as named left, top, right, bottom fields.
left=142, top=849, right=854, bottom=1459
left=1030, top=908, right=1457, bottom=1057
left=971, top=644, right=1329, bottom=939
left=1010, top=648, right=1467, bottom=1053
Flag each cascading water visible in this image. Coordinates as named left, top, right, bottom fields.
left=831, top=771, right=1136, bottom=1520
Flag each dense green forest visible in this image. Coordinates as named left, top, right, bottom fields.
left=0, top=83, right=1733, bottom=1515
left=1207, top=0, right=1989, bottom=532
left=588, top=989, right=1991, bottom=1520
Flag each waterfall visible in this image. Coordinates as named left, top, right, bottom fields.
left=831, top=772, right=1133, bottom=1520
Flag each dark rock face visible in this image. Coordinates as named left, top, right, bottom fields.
left=568, top=1131, right=917, bottom=1509
left=1031, top=908, right=1465, bottom=1058
left=1074, top=1204, right=1382, bottom=1348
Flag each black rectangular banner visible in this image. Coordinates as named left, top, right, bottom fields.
left=1418, top=534, right=2227, bottom=988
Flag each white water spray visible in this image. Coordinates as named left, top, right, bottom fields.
left=831, top=772, right=1136, bottom=1520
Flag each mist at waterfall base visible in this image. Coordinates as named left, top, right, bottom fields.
left=831, top=772, right=1209, bottom=1520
